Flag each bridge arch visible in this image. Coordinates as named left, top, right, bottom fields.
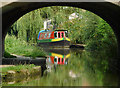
left=2, top=2, right=120, bottom=57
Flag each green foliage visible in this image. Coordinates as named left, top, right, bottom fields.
left=8, top=6, right=117, bottom=53
left=4, top=51, right=16, bottom=58
left=2, top=64, right=35, bottom=73
left=85, top=18, right=117, bottom=52
left=5, top=34, right=46, bottom=58
left=23, top=47, right=47, bottom=58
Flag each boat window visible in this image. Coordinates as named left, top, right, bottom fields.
left=58, top=58, right=60, bottom=62
left=40, top=33, right=42, bottom=38
left=65, top=31, right=68, bottom=37
left=54, top=58, right=57, bottom=62
left=48, top=33, right=51, bottom=38
left=54, top=32, right=57, bottom=38
left=62, top=58, right=64, bottom=62
left=46, top=33, right=48, bottom=38
left=62, top=32, right=64, bottom=37
left=58, top=33, right=60, bottom=38
left=45, top=33, right=47, bottom=38
left=42, top=33, right=45, bottom=38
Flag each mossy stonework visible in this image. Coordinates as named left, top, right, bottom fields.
left=2, top=66, right=41, bottom=83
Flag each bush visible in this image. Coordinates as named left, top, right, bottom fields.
left=5, top=34, right=46, bottom=58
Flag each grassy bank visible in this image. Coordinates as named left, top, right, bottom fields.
left=2, top=64, right=35, bottom=73
left=4, top=34, right=46, bottom=58
left=1, top=64, right=41, bottom=81
left=1, top=64, right=36, bottom=78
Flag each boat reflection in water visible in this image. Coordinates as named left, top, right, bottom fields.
left=45, top=49, right=70, bottom=72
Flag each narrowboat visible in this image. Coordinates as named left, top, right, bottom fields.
left=37, top=29, right=70, bottom=48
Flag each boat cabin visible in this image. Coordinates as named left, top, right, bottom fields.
left=37, top=30, right=68, bottom=40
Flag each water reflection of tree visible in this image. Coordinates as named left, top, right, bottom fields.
left=3, top=50, right=118, bottom=86
left=68, top=49, right=118, bottom=86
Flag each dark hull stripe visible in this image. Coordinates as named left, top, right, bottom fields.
left=37, top=40, right=70, bottom=48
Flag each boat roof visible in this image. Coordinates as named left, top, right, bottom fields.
left=39, top=30, right=52, bottom=33
left=39, top=29, right=68, bottom=33
left=54, top=30, right=68, bottom=31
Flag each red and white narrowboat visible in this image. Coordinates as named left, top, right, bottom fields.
left=37, top=29, right=70, bottom=48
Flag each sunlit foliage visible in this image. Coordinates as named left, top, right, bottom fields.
left=8, top=6, right=117, bottom=52
left=5, top=35, right=46, bottom=58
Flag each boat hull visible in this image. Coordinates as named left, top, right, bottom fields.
left=37, top=40, right=70, bottom=48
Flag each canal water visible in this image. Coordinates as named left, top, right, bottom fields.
left=2, top=48, right=120, bottom=86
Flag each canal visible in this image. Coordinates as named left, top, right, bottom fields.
left=2, top=48, right=120, bottom=86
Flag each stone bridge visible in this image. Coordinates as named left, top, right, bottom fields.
left=1, top=0, right=120, bottom=58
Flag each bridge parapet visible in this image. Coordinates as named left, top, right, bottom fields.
left=1, top=0, right=120, bottom=8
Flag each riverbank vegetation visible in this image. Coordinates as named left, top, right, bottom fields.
left=2, top=64, right=35, bottom=73
left=2, top=64, right=41, bottom=82
left=5, top=6, right=117, bottom=57
left=2, top=50, right=118, bottom=86
left=5, top=35, right=46, bottom=58
left=1, top=64, right=36, bottom=78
